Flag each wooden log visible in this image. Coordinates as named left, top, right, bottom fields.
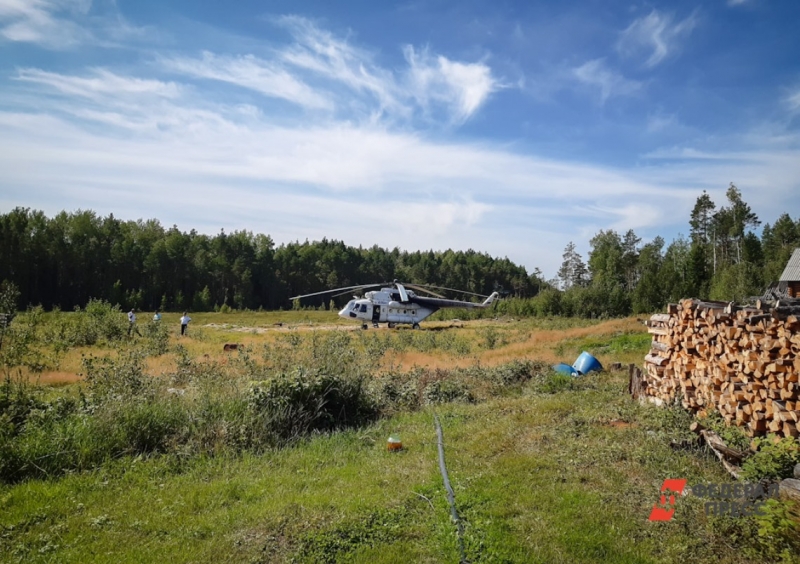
left=628, top=364, right=646, bottom=401
left=650, top=341, right=670, bottom=353
left=690, top=426, right=743, bottom=478
left=645, top=354, right=669, bottom=366
left=649, top=313, right=672, bottom=323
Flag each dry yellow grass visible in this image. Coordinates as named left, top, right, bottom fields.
left=21, top=316, right=647, bottom=384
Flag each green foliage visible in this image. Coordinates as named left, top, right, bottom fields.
left=709, top=261, right=764, bottom=302
left=741, top=436, right=800, bottom=481
left=701, top=410, right=751, bottom=451
left=0, top=193, right=791, bottom=320
left=0, top=374, right=46, bottom=438
left=536, top=372, right=576, bottom=394
left=0, top=279, right=20, bottom=316
left=140, top=319, right=170, bottom=356
left=83, top=350, right=152, bottom=403
left=0, top=307, right=53, bottom=373
left=41, top=299, right=129, bottom=349
left=750, top=499, right=800, bottom=562
left=248, top=369, right=376, bottom=443
left=422, top=379, right=473, bottom=405
left=480, top=326, right=499, bottom=349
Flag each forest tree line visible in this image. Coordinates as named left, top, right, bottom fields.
left=0, top=184, right=798, bottom=317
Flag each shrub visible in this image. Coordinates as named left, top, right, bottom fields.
left=372, top=372, right=420, bottom=412
left=141, top=320, right=170, bottom=356
left=422, top=379, right=473, bottom=405
left=741, top=436, right=800, bottom=481
left=248, top=369, right=376, bottom=444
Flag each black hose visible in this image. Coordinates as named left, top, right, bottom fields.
left=434, top=412, right=469, bottom=564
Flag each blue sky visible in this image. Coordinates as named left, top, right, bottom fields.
left=1, top=0, right=799, bottom=278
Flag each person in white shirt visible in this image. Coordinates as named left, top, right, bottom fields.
left=127, top=309, right=136, bottom=336
left=153, top=310, right=162, bottom=322
left=180, top=312, right=191, bottom=336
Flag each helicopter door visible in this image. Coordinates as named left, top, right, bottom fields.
left=371, top=304, right=380, bottom=323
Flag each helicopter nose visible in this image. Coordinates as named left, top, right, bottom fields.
left=338, top=307, right=349, bottom=319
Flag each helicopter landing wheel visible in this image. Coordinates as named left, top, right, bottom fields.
left=412, top=323, right=420, bottom=330
left=387, top=322, right=395, bottom=329
left=361, top=323, right=368, bottom=330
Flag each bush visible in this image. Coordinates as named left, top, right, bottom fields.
left=741, top=436, right=800, bottom=481
left=83, top=350, right=152, bottom=403
left=422, top=379, right=473, bottom=405
left=372, top=371, right=420, bottom=412
left=141, top=320, right=170, bottom=356
left=41, top=299, right=129, bottom=350
left=248, top=369, right=376, bottom=444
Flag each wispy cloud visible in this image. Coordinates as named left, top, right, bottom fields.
left=2, top=14, right=799, bottom=276
left=161, top=52, right=333, bottom=111
left=2, top=75, right=799, bottom=274
left=16, top=68, right=182, bottom=99
left=727, top=0, right=751, bottom=6
left=404, top=46, right=498, bottom=124
left=278, top=16, right=401, bottom=117
left=0, top=0, right=90, bottom=48
left=572, top=58, right=641, bottom=103
left=617, top=9, right=698, bottom=68
left=160, top=17, right=500, bottom=125
left=0, top=0, right=152, bottom=49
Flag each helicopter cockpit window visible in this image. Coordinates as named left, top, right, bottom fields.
left=359, top=304, right=367, bottom=313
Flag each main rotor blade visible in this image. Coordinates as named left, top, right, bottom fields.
left=331, top=288, right=362, bottom=299
left=404, top=284, right=447, bottom=299
left=290, top=283, right=388, bottom=300
left=396, top=283, right=409, bottom=303
left=409, top=284, right=489, bottom=299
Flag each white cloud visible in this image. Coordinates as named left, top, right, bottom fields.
left=3, top=17, right=799, bottom=276
left=0, top=0, right=151, bottom=49
left=727, top=0, right=750, bottom=6
left=161, top=52, right=332, bottom=110
left=2, top=90, right=799, bottom=276
left=572, top=58, right=641, bottom=103
left=404, top=46, right=498, bottom=124
left=0, top=0, right=90, bottom=48
left=617, top=9, right=698, bottom=68
left=158, top=18, right=499, bottom=125
left=278, top=16, right=402, bottom=117
left=788, top=89, right=800, bottom=112
left=16, top=68, right=182, bottom=99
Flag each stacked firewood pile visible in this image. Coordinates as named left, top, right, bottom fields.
left=643, top=297, right=800, bottom=437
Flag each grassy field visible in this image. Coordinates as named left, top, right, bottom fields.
left=21, top=310, right=639, bottom=385
left=1, top=309, right=798, bottom=563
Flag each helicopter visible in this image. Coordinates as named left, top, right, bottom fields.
left=291, top=280, right=500, bottom=329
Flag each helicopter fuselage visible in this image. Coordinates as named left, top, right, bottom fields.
left=338, top=288, right=435, bottom=327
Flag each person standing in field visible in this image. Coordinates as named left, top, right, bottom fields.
left=180, top=312, right=191, bottom=336
left=128, top=308, right=136, bottom=336
left=153, top=310, right=162, bottom=322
